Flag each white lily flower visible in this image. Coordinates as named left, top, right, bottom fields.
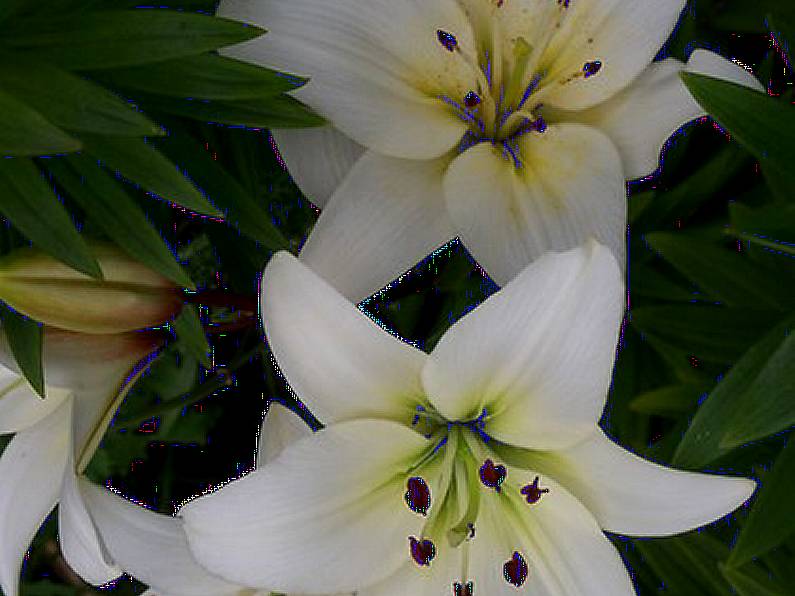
left=180, top=244, right=755, bottom=595
left=0, top=329, right=160, bottom=596
left=218, top=0, right=763, bottom=301
left=80, top=402, right=350, bottom=596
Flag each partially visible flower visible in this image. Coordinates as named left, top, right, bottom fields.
left=0, top=329, right=161, bottom=596
left=220, top=0, right=763, bottom=300
left=181, top=245, right=754, bottom=595
left=80, top=402, right=348, bottom=596
left=0, top=244, right=183, bottom=334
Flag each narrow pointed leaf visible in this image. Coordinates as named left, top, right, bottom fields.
left=0, top=89, right=81, bottom=156
left=0, top=304, right=44, bottom=398
left=629, top=383, right=710, bottom=417
left=0, top=158, right=101, bottom=278
left=2, top=11, right=265, bottom=70
left=80, top=135, right=222, bottom=218
left=171, top=305, right=211, bottom=369
left=721, top=564, right=788, bottom=596
left=94, top=54, right=305, bottom=101
left=728, top=440, right=795, bottom=567
left=0, top=61, right=161, bottom=137
left=46, top=156, right=195, bottom=289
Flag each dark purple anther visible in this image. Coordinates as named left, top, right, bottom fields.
left=409, top=537, right=436, bottom=566
left=405, top=477, right=431, bottom=516
left=464, top=91, right=481, bottom=108
left=520, top=476, right=550, bottom=504
left=437, top=30, right=458, bottom=52
left=557, top=0, right=570, bottom=8
left=454, top=581, right=474, bottom=595
left=533, top=116, right=547, bottom=133
left=503, top=552, right=529, bottom=587
left=583, top=60, right=602, bottom=78
left=479, top=459, right=507, bottom=491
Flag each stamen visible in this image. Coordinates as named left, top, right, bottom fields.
left=405, top=477, right=431, bottom=516
left=502, top=141, right=523, bottom=170
left=454, top=581, right=475, bottom=595
left=409, top=537, right=436, bottom=566
left=437, top=30, right=459, bottom=52
left=464, top=91, right=482, bottom=108
left=557, top=0, right=570, bottom=8
left=583, top=60, right=602, bottom=78
left=503, top=552, right=529, bottom=587
left=479, top=459, right=507, bottom=491
left=520, top=476, right=550, bottom=504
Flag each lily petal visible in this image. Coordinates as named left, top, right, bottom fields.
left=181, top=420, right=433, bottom=594
left=80, top=480, right=243, bottom=596
left=423, top=242, right=624, bottom=451
left=0, top=398, right=72, bottom=596
left=272, top=126, right=364, bottom=209
left=570, top=49, right=765, bottom=180
left=0, top=367, right=70, bottom=433
left=443, top=123, right=626, bottom=286
left=300, top=151, right=455, bottom=303
left=256, top=401, right=313, bottom=468
left=535, top=429, right=756, bottom=537
left=262, top=251, right=427, bottom=425
left=538, top=0, right=687, bottom=110
left=219, top=0, right=473, bottom=159
left=469, top=471, right=635, bottom=595
left=59, top=463, right=121, bottom=586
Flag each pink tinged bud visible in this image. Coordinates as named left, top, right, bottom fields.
left=409, top=537, right=436, bottom=566
left=405, top=476, right=431, bottom=516
left=503, top=552, right=529, bottom=587
left=0, top=244, right=183, bottom=334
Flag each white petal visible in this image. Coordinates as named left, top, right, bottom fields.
left=256, top=401, right=313, bottom=468
left=570, top=49, right=765, bottom=180
left=0, top=398, right=71, bottom=596
left=423, top=242, right=624, bottom=451
left=272, top=127, right=364, bottom=209
left=468, top=470, right=634, bottom=596
left=59, top=467, right=120, bottom=585
left=262, top=251, right=427, bottom=425
left=536, top=0, right=687, bottom=110
left=535, top=429, right=756, bottom=537
left=79, top=480, right=243, bottom=596
left=181, top=420, right=433, bottom=593
left=300, top=151, right=456, bottom=303
left=0, top=375, right=71, bottom=434
left=219, top=0, right=473, bottom=159
left=443, top=123, right=627, bottom=286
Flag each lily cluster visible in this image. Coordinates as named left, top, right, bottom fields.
left=0, top=0, right=762, bottom=595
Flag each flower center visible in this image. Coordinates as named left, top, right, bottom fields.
left=435, top=0, right=603, bottom=168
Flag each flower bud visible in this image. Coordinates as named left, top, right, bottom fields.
left=0, top=244, right=184, bottom=334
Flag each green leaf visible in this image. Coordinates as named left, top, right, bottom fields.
left=139, top=93, right=325, bottom=128
left=0, top=60, right=161, bottom=137
left=21, top=580, right=79, bottom=596
left=156, top=132, right=290, bottom=251
left=0, top=304, right=43, bottom=398
left=729, top=203, right=795, bottom=257
left=645, top=232, right=790, bottom=311
left=80, top=135, right=223, bottom=218
left=721, top=564, right=788, bottom=596
left=0, top=89, right=81, bottom=156
left=0, top=158, right=101, bottom=278
left=680, top=72, right=795, bottom=202
left=673, top=315, right=795, bottom=469
left=1, top=10, right=265, bottom=70
left=728, top=440, right=795, bottom=567
left=768, top=13, right=794, bottom=62
left=629, top=383, right=709, bottom=418
left=46, top=155, right=195, bottom=289
left=171, top=305, right=212, bottom=369
left=95, top=54, right=305, bottom=101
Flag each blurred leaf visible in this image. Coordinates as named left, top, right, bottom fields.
left=96, top=54, right=305, bottom=100
left=1, top=10, right=265, bottom=70
left=0, top=158, right=101, bottom=278
left=680, top=73, right=795, bottom=203
left=729, top=203, right=795, bottom=257
left=0, top=61, right=161, bottom=137
left=21, top=580, right=80, bottom=595
left=728, top=440, right=795, bottom=567
left=80, top=135, right=222, bottom=218
left=171, top=305, right=212, bottom=369
left=631, top=305, right=781, bottom=363
left=645, top=232, right=790, bottom=310
left=157, top=132, right=291, bottom=251
left=721, top=564, right=788, bottom=596
left=140, top=93, right=325, bottom=128
left=673, top=316, right=795, bottom=469
left=0, top=304, right=43, bottom=398
left=47, top=155, right=195, bottom=288
left=768, top=13, right=794, bottom=61
left=631, top=264, right=702, bottom=302
left=630, top=383, right=709, bottom=418
left=0, top=0, right=27, bottom=25
left=0, top=89, right=81, bottom=156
